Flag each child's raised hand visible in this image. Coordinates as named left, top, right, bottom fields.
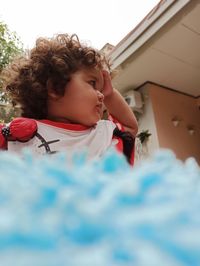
left=102, top=70, right=114, bottom=98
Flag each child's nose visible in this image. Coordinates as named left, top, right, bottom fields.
left=97, top=91, right=104, bottom=102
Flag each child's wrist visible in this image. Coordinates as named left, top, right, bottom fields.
left=103, top=88, right=115, bottom=101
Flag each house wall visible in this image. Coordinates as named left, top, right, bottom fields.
left=149, top=84, right=200, bottom=164
left=135, top=84, right=159, bottom=162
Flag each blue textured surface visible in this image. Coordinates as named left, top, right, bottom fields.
left=0, top=148, right=200, bottom=266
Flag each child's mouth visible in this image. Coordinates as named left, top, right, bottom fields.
left=96, top=104, right=103, bottom=113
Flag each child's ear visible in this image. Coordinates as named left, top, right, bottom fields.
left=48, top=90, right=60, bottom=100
left=47, top=80, right=60, bottom=100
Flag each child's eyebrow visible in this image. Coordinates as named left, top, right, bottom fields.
left=87, top=74, right=98, bottom=81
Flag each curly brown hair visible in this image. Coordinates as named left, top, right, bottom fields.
left=1, top=34, right=109, bottom=119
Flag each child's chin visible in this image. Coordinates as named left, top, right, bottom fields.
left=87, top=118, right=100, bottom=127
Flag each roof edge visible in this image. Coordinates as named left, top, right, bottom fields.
left=110, top=0, right=191, bottom=69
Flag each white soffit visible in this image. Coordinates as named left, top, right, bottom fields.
left=111, top=0, right=200, bottom=97
left=110, top=0, right=191, bottom=69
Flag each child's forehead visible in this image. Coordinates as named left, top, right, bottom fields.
left=82, top=68, right=103, bottom=84
left=83, top=68, right=102, bottom=78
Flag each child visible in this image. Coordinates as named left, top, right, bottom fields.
left=0, top=34, right=138, bottom=164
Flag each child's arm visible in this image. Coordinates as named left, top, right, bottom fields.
left=102, top=71, right=138, bottom=137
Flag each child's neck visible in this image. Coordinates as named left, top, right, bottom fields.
left=46, top=115, right=72, bottom=124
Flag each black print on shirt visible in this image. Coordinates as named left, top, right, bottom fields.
left=35, top=132, right=60, bottom=154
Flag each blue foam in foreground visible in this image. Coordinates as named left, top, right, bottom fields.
left=0, top=148, right=200, bottom=266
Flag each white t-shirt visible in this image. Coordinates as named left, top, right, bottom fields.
left=8, top=119, right=117, bottom=160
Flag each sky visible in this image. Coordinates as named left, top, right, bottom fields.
left=0, top=0, right=159, bottom=50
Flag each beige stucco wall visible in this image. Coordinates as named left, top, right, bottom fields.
left=135, top=85, right=159, bottom=162
left=148, top=84, right=200, bottom=164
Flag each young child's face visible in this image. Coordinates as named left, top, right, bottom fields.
left=47, top=68, right=105, bottom=126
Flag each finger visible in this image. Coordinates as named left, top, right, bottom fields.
left=102, top=70, right=111, bottom=85
left=102, top=70, right=110, bottom=78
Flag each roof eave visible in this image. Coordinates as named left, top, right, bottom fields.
left=110, top=0, right=191, bottom=69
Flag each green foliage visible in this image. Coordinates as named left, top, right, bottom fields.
left=0, top=21, right=23, bottom=122
left=0, top=105, right=20, bottom=124
left=137, top=130, right=151, bottom=144
left=0, top=21, right=23, bottom=72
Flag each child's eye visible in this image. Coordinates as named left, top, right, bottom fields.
left=88, top=80, right=96, bottom=89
